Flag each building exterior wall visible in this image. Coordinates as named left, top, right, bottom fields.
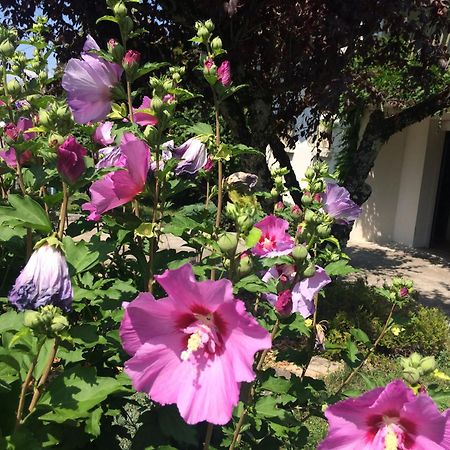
left=288, top=113, right=447, bottom=248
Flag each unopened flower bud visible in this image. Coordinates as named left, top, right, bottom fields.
left=275, top=290, right=293, bottom=317
left=211, top=36, right=222, bottom=52
left=410, top=352, right=422, bottom=368
left=0, top=40, right=15, bottom=57
left=217, top=233, right=238, bottom=257
left=304, top=209, right=316, bottom=223
left=237, top=254, right=252, bottom=278
left=24, top=310, right=41, bottom=328
left=48, top=133, right=65, bottom=148
left=399, top=287, right=409, bottom=298
left=51, top=315, right=69, bottom=334
left=303, top=264, right=316, bottom=278
left=270, top=188, right=278, bottom=199
left=317, top=223, right=331, bottom=237
left=403, top=367, right=421, bottom=385
left=38, top=109, right=50, bottom=126
left=291, top=204, right=302, bottom=218
left=292, top=245, right=308, bottom=262
left=420, top=356, right=436, bottom=375
left=305, top=167, right=315, bottom=179
left=302, top=193, right=312, bottom=206
left=151, top=96, right=164, bottom=114
left=204, top=19, right=215, bottom=32
left=197, top=26, right=210, bottom=41
left=122, top=49, right=141, bottom=70
left=6, top=79, right=21, bottom=97
left=274, top=201, right=284, bottom=211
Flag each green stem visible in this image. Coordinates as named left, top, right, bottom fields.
left=126, top=80, right=134, bottom=123
left=335, top=303, right=396, bottom=395
left=58, top=182, right=69, bottom=240
left=28, top=338, right=58, bottom=414
left=14, top=340, right=44, bottom=432
left=1, top=58, right=14, bottom=121
left=300, top=294, right=320, bottom=381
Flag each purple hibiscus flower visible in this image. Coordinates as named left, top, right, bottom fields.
left=322, top=182, right=362, bottom=224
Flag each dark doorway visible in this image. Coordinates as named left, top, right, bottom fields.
left=431, top=131, right=450, bottom=250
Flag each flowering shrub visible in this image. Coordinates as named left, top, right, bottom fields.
left=0, top=4, right=449, bottom=450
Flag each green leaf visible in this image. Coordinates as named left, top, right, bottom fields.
left=350, top=328, right=371, bottom=346
left=133, top=62, right=168, bottom=81
left=325, top=259, right=356, bottom=276
left=255, top=396, right=284, bottom=418
left=245, top=227, right=262, bottom=248
left=186, top=122, right=213, bottom=138
left=0, top=194, right=51, bottom=232
left=39, top=366, right=123, bottom=422
left=0, top=310, right=24, bottom=334
left=96, top=15, right=119, bottom=24
left=85, top=407, right=103, bottom=437
left=260, top=375, right=291, bottom=394
left=158, top=406, right=198, bottom=446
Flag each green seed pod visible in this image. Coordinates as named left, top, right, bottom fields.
left=217, top=233, right=238, bottom=257
left=303, top=264, right=316, bottom=278
left=402, top=367, right=421, bottom=385
left=292, top=245, right=308, bottom=262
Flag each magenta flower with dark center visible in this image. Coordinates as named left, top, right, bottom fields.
left=319, top=379, right=450, bottom=449
left=120, top=264, right=271, bottom=425
left=217, top=60, right=231, bottom=86
left=8, top=245, right=73, bottom=312
left=252, top=215, right=294, bottom=257
left=62, top=35, right=123, bottom=124
left=57, top=136, right=87, bottom=184
left=322, top=182, right=362, bottom=224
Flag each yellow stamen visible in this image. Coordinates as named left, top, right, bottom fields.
left=385, top=427, right=398, bottom=450
left=180, top=331, right=203, bottom=361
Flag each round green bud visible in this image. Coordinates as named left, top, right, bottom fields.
left=237, top=255, right=252, bottom=278
left=301, top=193, right=312, bottom=206
left=172, top=72, right=181, bottom=83
left=420, top=356, right=436, bottom=375
left=24, top=310, right=41, bottom=328
left=304, top=209, right=316, bottom=223
left=409, top=352, right=422, bottom=368
left=51, top=315, right=69, bottom=334
left=151, top=96, right=164, bottom=114
left=403, top=367, right=421, bottom=385
left=304, top=167, right=315, bottom=179
left=48, top=133, right=64, bottom=148
left=6, top=78, right=22, bottom=96
left=0, top=40, right=15, bottom=57
left=274, top=176, right=283, bottom=186
left=211, top=36, right=223, bottom=52
left=217, top=233, right=238, bottom=257
left=270, top=188, right=278, bottom=199
left=317, top=223, right=331, bottom=238
left=303, top=264, right=316, bottom=278
left=197, top=26, right=210, bottom=40
left=163, top=79, right=173, bottom=91
left=204, top=19, right=215, bottom=32
left=39, top=109, right=50, bottom=126
left=292, top=245, right=308, bottom=262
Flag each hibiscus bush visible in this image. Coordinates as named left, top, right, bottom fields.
left=0, top=3, right=450, bottom=449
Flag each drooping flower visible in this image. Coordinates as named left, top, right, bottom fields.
left=95, top=145, right=124, bottom=170
left=82, top=134, right=149, bottom=221
left=217, top=60, right=231, bottom=86
left=93, top=121, right=114, bottom=146
left=252, top=215, right=294, bottom=257
left=172, top=137, right=208, bottom=175
left=319, top=379, right=450, bottom=449
left=57, top=136, right=87, bottom=183
left=263, top=264, right=331, bottom=318
left=8, top=245, right=73, bottom=312
left=120, top=264, right=271, bottom=425
left=322, top=182, right=362, bottom=224
left=133, top=96, right=158, bottom=127
left=62, top=35, right=123, bottom=124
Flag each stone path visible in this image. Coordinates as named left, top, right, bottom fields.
left=347, top=240, right=450, bottom=314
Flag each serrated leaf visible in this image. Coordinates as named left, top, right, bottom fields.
left=186, top=122, right=213, bottom=138
left=325, top=259, right=355, bottom=276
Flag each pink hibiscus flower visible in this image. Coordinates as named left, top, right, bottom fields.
left=120, top=264, right=271, bottom=425
left=252, top=215, right=294, bottom=257
left=319, top=379, right=450, bottom=449
left=82, top=134, right=149, bottom=221
left=133, top=96, right=158, bottom=127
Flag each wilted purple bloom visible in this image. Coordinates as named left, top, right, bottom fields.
left=322, top=182, right=362, bottom=224
left=57, top=136, right=87, bottom=183
left=172, top=138, right=208, bottom=175
left=264, top=264, right=331, bottom=317
left=0, top=148, right=32, bottom=168
left=93, top=121, right=114, bottom=146
left=9, top=245, right=73, bottom=312
left=14, top=100, right=31, bottom=110
left=96, top=146, right=124, bottom=170
left=62, top=35, right=123, bottom=124
left=217, top=60, right=231, bottom=86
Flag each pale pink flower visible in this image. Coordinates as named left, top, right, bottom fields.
left=252, top=215, right=294, bottom=257
left=120, top=264, right=271, bottom=425
left=133, top=96, right=158, bottom=127
left=319, top=379, right=450, bottom=449
left=93, top=121, right=114, bottom=146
